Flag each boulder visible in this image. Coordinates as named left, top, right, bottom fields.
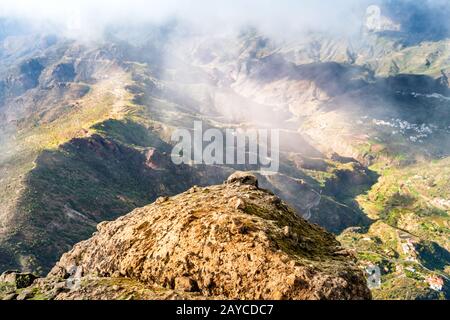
left=226, top=171, right=258, bottom=187
left=0, top=271, right=37, bottom=289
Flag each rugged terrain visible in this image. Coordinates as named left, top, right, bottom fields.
left=0, top=22, right=377, bottom=274
left=0, top=3, right=449, bottom=300
left=0, top=172, right=371, bottom=300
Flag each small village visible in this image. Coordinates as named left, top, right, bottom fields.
left=398, top=232, right=445, bottom=292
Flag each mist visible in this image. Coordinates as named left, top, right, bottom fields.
left=0, top=0, right=376, bottom=40
left=2, top=0, right=450, bottom=45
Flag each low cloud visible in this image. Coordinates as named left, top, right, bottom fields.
left=1, top=0, right=449, bottom=44
left=0, top=0, right=374, bottom=39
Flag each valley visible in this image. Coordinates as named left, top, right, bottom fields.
left=0, top=10, right=449, bottom=300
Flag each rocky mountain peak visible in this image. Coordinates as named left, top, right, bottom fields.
left=225, top=171, right=259, bottom=187
left=1, top=172, right=371, bottom=300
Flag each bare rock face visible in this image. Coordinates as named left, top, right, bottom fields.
left=22, top=172, right=370, bottom=300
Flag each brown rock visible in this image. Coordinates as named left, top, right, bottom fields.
left=156, top=196, right=169, bottom=204
left=45, top=178, right=371, bottom=300
left=16, top=289, right=34, bottom=300
left=235, top=198, right=246, bottom=210
left=175, top=277, right=199, bottom=292
left=226, top=171, right=259, bottom=188
left=2, top=293, right=18, bottom=301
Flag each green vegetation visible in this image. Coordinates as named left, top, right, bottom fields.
left=339, top=155, right=450, bottom=300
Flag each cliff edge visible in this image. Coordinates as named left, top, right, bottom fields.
left=1, top=172, right=371, bottom=300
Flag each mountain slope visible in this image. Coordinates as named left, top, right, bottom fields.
left=0, top=172, right=371, bottom=300
left=0, top=32, right=376, bottom=274
left=0, top=21, right=448, bottom=300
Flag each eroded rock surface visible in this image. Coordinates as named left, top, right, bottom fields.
left=2, top=173, right=371, bottom=300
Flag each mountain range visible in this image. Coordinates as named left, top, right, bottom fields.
left=0, top=1, right=449, bottom=300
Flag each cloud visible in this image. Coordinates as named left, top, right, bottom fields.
left=1, top=0, right=449, bottom=41
left=0, top=0, right=374, bottom=39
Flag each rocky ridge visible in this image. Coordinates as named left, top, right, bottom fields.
left=0, top=172, right=371, bottom=300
